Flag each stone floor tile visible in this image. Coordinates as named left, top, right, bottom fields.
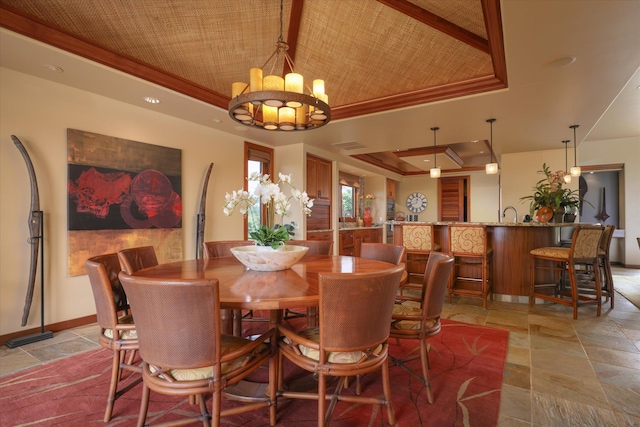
left=504, top=362, right=531, bottom=390
left=499, top=383, right=531, bottom=422
left=531, top=391, right=618, bottom=427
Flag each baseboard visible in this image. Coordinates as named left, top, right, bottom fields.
left=1, top=314, right=97, bottom=347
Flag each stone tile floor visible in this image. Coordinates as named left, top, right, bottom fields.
left=1, top=267, right=639, bottom=426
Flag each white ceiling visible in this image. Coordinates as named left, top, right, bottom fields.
left=1, top=0, right=639, bottom=168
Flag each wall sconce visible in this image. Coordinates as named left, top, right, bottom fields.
left=430, top=127, right=441, bottom=178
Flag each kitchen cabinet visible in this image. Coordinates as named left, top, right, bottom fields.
left=307, top=155, right=332, bottom=231
left=339, top=228, right=382, bottom=256
left=386, top=179, right=396, bottom=200
left=307, top=155, right=331, bottom=201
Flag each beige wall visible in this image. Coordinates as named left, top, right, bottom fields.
left=395, top=171, right=500, bottom=223
left=2, top=67, right=638, bottom=338
left=501, top=139, right=640, bottom=266
left=0, top=68, right=253, bottom=336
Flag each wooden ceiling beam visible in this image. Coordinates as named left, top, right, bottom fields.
left=376, top=0, right=490, bottom=54
left=283, top=0, right=304, bottom=75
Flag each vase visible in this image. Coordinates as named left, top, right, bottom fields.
left=230, top=245, right=308, bottom=271
left=363, top=207, right=373, bottom=227
left=553, top=210, right=565, bottom=223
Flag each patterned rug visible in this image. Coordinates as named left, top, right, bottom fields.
left=0, top=319, right=508, bottom=426
left=615, top=275, right=640, bottom=309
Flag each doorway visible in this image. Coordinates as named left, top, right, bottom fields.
left=438, top=176, right=470, bottom=222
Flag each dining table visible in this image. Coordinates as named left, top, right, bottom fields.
left=130, top=254, right=403, bottom=400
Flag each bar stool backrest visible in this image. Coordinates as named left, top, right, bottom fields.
left=570, top=225, right=604, bottom=262
left=449, top=224, right=488, bottom=255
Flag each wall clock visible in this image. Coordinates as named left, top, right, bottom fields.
left=406, top=192, right=427, bottom=213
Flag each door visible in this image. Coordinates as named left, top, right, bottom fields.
left=438, top=176, right=469, bottom=221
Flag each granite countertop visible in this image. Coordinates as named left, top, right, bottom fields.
left=386, top=221, right=584, bottom=227
left=308, top=229, right=334, bottom=233
left=338, top=225, right=384, bottom=231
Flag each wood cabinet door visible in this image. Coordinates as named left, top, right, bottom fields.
left=306, top=157, right=318, bottom=199
left=438, top=176, right=469, bottom=222
left=386, top=179, right=396, bottom=200
left=316, top=159, right=332, bottom=200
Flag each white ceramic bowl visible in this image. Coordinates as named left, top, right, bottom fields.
left=230, top=245, right=309, bottom=271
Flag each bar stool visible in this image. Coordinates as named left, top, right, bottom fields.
left=400, top=223, right=441, bottom=295
left=448, top=224, right=493, bottom=308
left=529, top=225, right=604, bottom=319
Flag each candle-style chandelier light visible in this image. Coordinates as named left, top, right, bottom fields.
left=228, top=0, right=330, bottom=131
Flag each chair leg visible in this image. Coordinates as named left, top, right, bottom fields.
left=104, top=349, right=121, bottom=422
left=136, top=381, right=150, bottom=427
left=198, top=394, right=211, bottom=427
left=381, top=360, right=397, bottom=425
left=568, top=262, right=579, bottom=320
left=419, top=339, right=434, bottom=404
left=318, top=372, right=327, bottom=427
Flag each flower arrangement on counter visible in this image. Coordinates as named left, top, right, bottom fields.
left=361, top=193, right=376, bottom=208
left=520, top=163, right=585, bottom=219
left=223, top=172, right=314, bottom=249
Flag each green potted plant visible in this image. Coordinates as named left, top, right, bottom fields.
left=223, top=172, right=314, bottom=248
left=520, top=163, right=587, bottom=223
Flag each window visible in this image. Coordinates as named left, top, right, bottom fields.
left=245, top=142, right=273, bottom=238
left=341, top=185, right=355, bottom=218
left=339, top=172, right=360, bottom=222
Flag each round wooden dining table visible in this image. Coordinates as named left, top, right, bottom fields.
left=131, top=254, right=402, bottom=330
left=130, top=254, right=402, bottom=401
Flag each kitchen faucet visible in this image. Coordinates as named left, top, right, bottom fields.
left=502, top=206, right=518, bottom=223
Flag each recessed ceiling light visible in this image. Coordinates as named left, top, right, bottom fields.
left=212, top=119, right=222, bottom=124
left=144, top=97, right=160, bottom=104
left=471, top=140, right=479, bottom=143
left=43, top=64, right=63, bottom=73
left=546, top=56, right=577, bottom=68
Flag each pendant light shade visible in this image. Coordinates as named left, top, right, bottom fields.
left=562, top=140, right=571, bottom=184
left=485, top=118, right=498, bottom=174
left=570, top=124, right=581, bottom=176
left=430, top=127, right=440, bottom=178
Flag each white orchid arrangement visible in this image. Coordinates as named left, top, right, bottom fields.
left=224, top=172, right=314, bottom=248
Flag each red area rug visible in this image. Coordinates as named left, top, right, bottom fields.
left=0, top=319, right=508, bottom=426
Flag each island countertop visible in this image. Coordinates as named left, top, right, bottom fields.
left=392, top=222, right=590, bottom=301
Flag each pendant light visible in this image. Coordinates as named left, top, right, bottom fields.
left=228, top=0, right=330, bottom=131
left=570, top=124, right=581, bottom=176
left=430, top=127, right=440, bottom=178
left=485, top=118, right=498, bottom=174
left=562, top=140, right=571, bottom=184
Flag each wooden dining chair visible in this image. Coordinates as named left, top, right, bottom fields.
left=85, top=254, right=141, bottom=422
left=203, top=240, right=254, bottom=258
left=118, top=272, right=277, bottom=427
left=389, top=252, right=454, bottom=404
left=289, top=239, right=333, bottom=258
left=203, top=240, right=259, bottom=335
left=530, top=225, right=604, bottom=319
left=277, top=265, right=405, bottom=427
left=283, top=239, right=333, bottom=323
left=117, top=246, right=158, bottom=274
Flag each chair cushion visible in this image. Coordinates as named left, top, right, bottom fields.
left=390, top=304, right=438, bottom=330
left=154, top=334, right=267, bottom=381
left=104, top=314, right=137, bottom=340
left=285, top=327, right=382, bottom=364
left=530, top=247, right=569, bottom=260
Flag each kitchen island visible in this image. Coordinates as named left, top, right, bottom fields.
left=393, top=222, right=580, bottom=302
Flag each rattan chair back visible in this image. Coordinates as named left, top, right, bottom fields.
left=360, top=242, right=406, bottom=265
left=203, top=240, right=254, bottom=258
left=117, top=246, right=158, bottom=274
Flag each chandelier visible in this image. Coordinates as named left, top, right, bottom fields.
left=228, top=0, right=330, bottom=131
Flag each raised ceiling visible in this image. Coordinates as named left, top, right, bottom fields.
left=1, top=0, right=638, bottom=176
